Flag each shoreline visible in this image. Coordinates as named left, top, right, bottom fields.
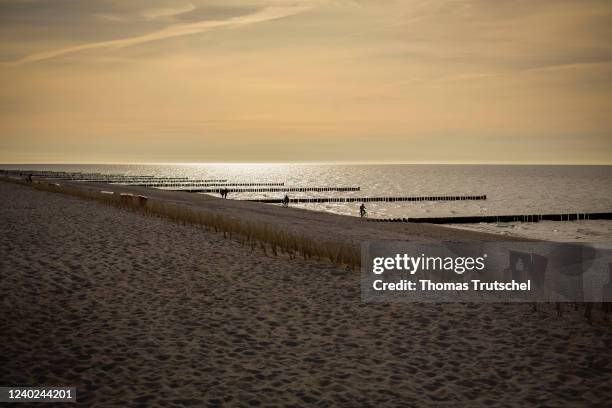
left=5, top=169, right=610, bottom=243
left=43, top=178, right=525, bottom=245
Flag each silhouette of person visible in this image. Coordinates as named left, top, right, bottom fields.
left=360, top=203, right=367, bottom=218
left=283, top=194, right=289, bottom=207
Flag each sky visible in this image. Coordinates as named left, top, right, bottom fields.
left=0, top=0, right=611, bottom=164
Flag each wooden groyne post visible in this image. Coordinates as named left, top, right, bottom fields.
left=249, top=194, right=486, bottom=203
left=183, top=187, right=362, bottom=193
left=120, top=182, right=285, bottom=187
left=369, top=212, right=612, bottom=224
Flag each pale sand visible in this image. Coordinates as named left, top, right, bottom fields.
left=1, top=181, right=611, bottom=407
left=56, top=179, right=518, bottom=244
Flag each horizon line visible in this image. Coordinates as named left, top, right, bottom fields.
left=1, top=161, right=612, bottom=166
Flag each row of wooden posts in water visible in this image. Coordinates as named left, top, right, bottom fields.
left=123, top=182, right=285, bottom=187
left=0, top=170, right=227, bottom=183
left=185, top=187, right=362, bottom=193
left=0, top=170, right=186, bottom=181
left=250, top=195, right=486, bottom=203
left=369, top=212, right=612, bottom=224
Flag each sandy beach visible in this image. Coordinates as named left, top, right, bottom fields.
left=1, top=180, right=612, bottom=407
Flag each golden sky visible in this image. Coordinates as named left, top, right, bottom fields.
left=1, top=0, right=611, bottom=163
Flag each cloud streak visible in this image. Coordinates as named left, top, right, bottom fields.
left=5, top=4, right=309, bottom=66
left=142, top=3, right=197, bottom=20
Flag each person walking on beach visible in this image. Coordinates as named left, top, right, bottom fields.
left=359, top=202, right=367, bottom=218
left=282, top=194, right=290, bottom=207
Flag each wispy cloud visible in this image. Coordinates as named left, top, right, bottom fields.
left=5, top=4, right=310, bottom=66
left=142, top=3, right=196, bottom=20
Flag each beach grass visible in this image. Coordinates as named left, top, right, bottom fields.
left=1, top=176, right=361, bottom=269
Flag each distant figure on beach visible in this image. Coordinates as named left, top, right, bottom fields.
left=220, top=188, right=229, bottom=199
left=25, top=174, right=33, bottom=183
left=282, top=194, right=289, bottom=207
left=360, top=203, right=367, bottom=218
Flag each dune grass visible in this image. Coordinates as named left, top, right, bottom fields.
left=1, top=176, right=361, bottom=269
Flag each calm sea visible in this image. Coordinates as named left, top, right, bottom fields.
left=3, top=164, right=612, bottom=242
